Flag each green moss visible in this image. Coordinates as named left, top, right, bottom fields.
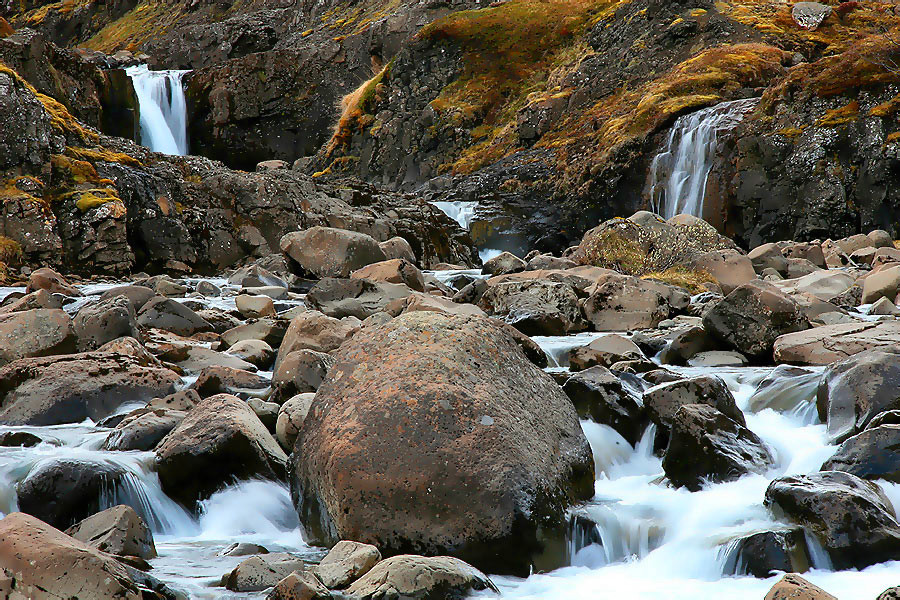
left=66, top=146, right=142, bottom=167
left=642, top=266, right=715, bottom=293
left=83, top=1, right=186, bottom=53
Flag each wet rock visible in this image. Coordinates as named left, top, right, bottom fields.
left=147, top=389, right=201, bottom=412
left=220, top=543, right=269, bottom=556
left=313, top=540, right=381, bottom=589
left=229, top=265, right=288, bottom=289
left=0, top=352, right=180, bottom=425
left=870, top=296, right=899, bottom=315
left=276, top=393, right=315, bottom=451
left=721, top=529, right=811, bottom=577
left=568, top=335, right=644, bottom=371
left=26, top=267, right=81, bottom=297
left=224, top=553, right=307, bottom=592
left=703, top=281, right=809, bottom=360
left=379, top=237, right=416, bottom=264
left=0, top=289, right=65, bottom=315
left=774, top=321, right=900, bottom=365
left=74, top=296, right=140, bottom=350
left=155, top=393, right=287, bottom=506
left=99, top=285, right=156, bottom=311
left=137, top=297, right=213, bottom=336
left=351, top=259, right=424, bottom=292
left=16, top=458, right=129, bottom=529
left=662, top=404, right=773, bottom=491
left=102, top=407, right=186, bottom=451
left=863, top=265, right=900, bottom=304
left=0, top=430, right=41, bottom=447
left=291, top=312, right=593, bottom=575
left=477, top=279, right=587, bottom=336
left=0, top=512, right=147, bottom=600
left=482, top=251, right=526, bottom=276
left=582, top=276, right=671, bottom=331
left=272, top=349, right=335, bottom=402
left=222, top=318, right=289, bottom=349
left=155, top=279, right=189, bottom=297
left=658, top=326, right=719, bottom=365
left=344, top=555, right=497, bottom=600
left=177, top=346, right=258, bottom=374
left=816, top=349, right=900, bottom=442
left=398, top=292, right=487, bottom=318
left=226, top=339, right=275, bottom=369
left=66, top=505, right=156, bottom=560
left=562, top=366, right=645, bottom=445
left=189, top=365, right=270, bottom=399
left=643, top=375, right=745, bottom=443
left=822, top=425, right=900, bottom=482
left=196, top=280, right=222, bottom=296
left=765, top=471, right=900, bottom=569
left=281, top=227, right=386, bottom=279
left=306, top=278, right=413, bottom=320
left=764, top=574, right=837, bottom=600
left=236, top=294, right=276, bottom=318
left=879, top=587, right=900, bottom=600
left=687, top=350, right=748, bottom=367
left=276, top=311, right=359, bottom=366
left=0, top=308, right=77, bottom=365
left=267, top=569, right=333, bottom=600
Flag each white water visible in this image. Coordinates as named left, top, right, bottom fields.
left=433, top=200, right=479, bottom=229
left=648, top=98, right=759, bottom=219
left=126, top=65, right=190, bottom=156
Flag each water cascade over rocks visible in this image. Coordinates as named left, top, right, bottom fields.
left=649, top=98, right=759, bottom=219
left=432, top=200, right=479, bottom=230
left=126, top=65, right=190, bottom=156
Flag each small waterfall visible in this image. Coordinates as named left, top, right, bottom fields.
left=126, top=65, right=190, bottom=156
left=648, top=98, right=759, bottom=219
left=432, top=201, right=478, bottom=229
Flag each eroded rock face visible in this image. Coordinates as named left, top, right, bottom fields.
left=155, top=393, right=287, bottom=506
left=765, top=471, right=900, bottom=570
left=290, top=312, right=594, bottom=575
left=343, top=555, right=497, bottom=600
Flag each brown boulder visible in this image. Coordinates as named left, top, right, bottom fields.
left=0, top=308, right=77, bottom=365
left=774, top=321, right=900, bottom=365
left=764, top=574, right=837, bottom=600
left=344, top=555, right=497, bottom=600
left=66, top=505, right=156, bottom=559
left=276, top=311, right=359, bottom=367
left=351, top=259, right=425, bottom=292
left=281, top=226, right=386, bottom=278
left=26, top=266, right=81, bottom=296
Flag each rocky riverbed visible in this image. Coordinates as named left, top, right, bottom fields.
left=2, top=213, right=900, bottom=599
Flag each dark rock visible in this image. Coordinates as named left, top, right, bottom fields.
left=562, top=366, right=645, bottom=445
left=721, top=529, right=811, bottom=578
left=306, top=278, right=412, bottom=320
left=272, top=349, right=334, bottom=403
left=477, top=279, right=587, bottom=336
left=137, top=297, right=212, bottom=336
left=822, top=425, right=900, bottom=482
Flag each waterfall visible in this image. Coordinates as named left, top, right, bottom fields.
left=648, top=98, right=759, bottom=219
left=431, top=200, right=478, bottom=229
left=126, top=65, right=190, bottom=156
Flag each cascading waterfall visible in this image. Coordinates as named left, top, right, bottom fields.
left=126, top=65, right=190, bottom=156
left=432, top=200, right=479, bottom=230
left=648, top=98, right=759, bottom=219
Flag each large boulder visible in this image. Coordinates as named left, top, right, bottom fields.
left=74, top=296, right=140, bottom=350
left=281, top=227, right=386, bottom=279
left=816, top=349, right=900, bottom=442
left=137, top=297, right=213, bottom=336
left=65, top=505, right=156, bottom=559
left=222, top=318, right=289, bottom=349
left=721, top=529, right=812, bottom=577
left=276, top=393, right=315, bottom=451
left=189, top=365, right=271, bottom=398
left=764, top=574, right=837, bottom=600
left=0, top=308, right=77, bottom=365
left=99, top=285, right=157, bottom=311
left=662, top=404, right=773, bottom=491
left=267, top=570, right=333, bottom=600
left=822, top=425, right=900, bottom=482
left=290, top=312, right=594, bottom=575
left=351, top=259, right=425, bottom=292
left=272, top=350, right=335, bottom=403
left=862, top=264, right=900, bottom=304
left=26, top=267, right=81, bottom=297
left=684, top=248, right=756, bottom=295
left=306, top=278, right=413, bottom=320
left=0, top=352, right=180, bottom=425
left=568, top=335, right=644, bottom=371
left=774, top=321, right=900, bottom=365
left=562, top=366, right=646, bottom=445
left=343, top=555, right=497, bottom=600
left=702, top=281, right=809, bottom=360
left=276, top=311, right=359, bottom=368
left=477, top=279, right=587, bottom=336
left=765, top=471, right=900, bottom=569
left=582, top=276, right=671, bottom=331
left=224, top=553, right=307, bottom=592
left=313, top=540, right=381, bottom=589
left=643, top=375, right=745, bottom=431
left=102, top=408, right=187, bottom=451
left=0, top=513, right=146, bottom=600
left=155, top=394, right=288, bottom=506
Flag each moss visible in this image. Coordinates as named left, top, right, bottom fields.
left=72, top=189, right=118, bottom=212
left=0, top=236, right=22, bottom=266
left=66, top=146, right=142, bottom=167
left=83, top=1, right=186, bottom=53
left=51, top=154, right=100, bottom=184
left=870, top=93, right=900, bottom=117
left=816, top=100, right=860, bottom=127
left=579, top=229, right=648, bottom=274
left=37, top=92, right=100, bottom=144
left=327, top=60, right=393, bottom=152
left=776, top=126, right=806, bottom=137
left=887, top=131, right=900, bottom=144
left=642, top=266, right=715, bottom=293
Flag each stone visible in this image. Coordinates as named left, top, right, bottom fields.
left=871, top=296, right=900, bottom=315
left=66, top=505, right=156, bottom=559
left=0, top=308, right=77, bottom=365
left=774, top=321, right=900, bottom=365
left=276, top=393, right=315, bottom=451
left=562, top=366, right=646, bottom=445
left=177, top=346, right=258, bottom=374
left=477, top=279, right=587, bottom=336
left=313, top=540, right=382, bottom=589
left=582, top=276, right=671, bottom=331
left=272, top=349, right=335, bottom=402
left=481, top=251, right=526, bottom=276
left=878, top=587, right=900, bottom=600
left=816, top=348, right=900, bottom=442
left=399, top=292, right=488, bottom=317
left=74, top=296, right=141, bottom=350
left=226, top=339, right=275, bottom=369
left=765, top=471, right=900, bottom=570
left=102, top=407, right=186, bottom=451
left=236, top=294, right=276, bottom=318
left=526, top=254, right=577, bottom=271
left=306, top=278, right=413, bottom=320
left=0, top=431, right=41, bottom=447
left=26, top=266, right=81, bottom=296
left=749, top=243, right=789, bottom=275
left=220, top=543, right=269, bottom=556
left=772, top=270, right=855, bottom=302
left=351, top=259, right=425, bottom=292
left=147, top=389, right=201, bottom=412
left=379, top=237, right=416, bottom=264
left=721, top=529, right=811, bottom=577
left=137, top=297, right=212, bottom=336
left=863, top=265, right=900, bottom=304
left=0, top=512, right=146, bottom=600
left=764, top=574, right=837, bottom=600
left=229, top=265, right=288, bottom=289
left=155, top=394, right=287, bottom=506
left=155, top=279, right=189, bottom=297
left=685, top=248, right=756, bottom=295
left=822, top=425, right=900, bottom=482
left=568, top=335, right=645, bottom=371
left=291, top=312, right=593, bottom=575
left=267, top=570, right=333, bottom=600
left=224, top=553, right=307, bottom=592
left=658, top=326, right=719, bottom=365
left=687, top=350, right=749, bottom=367
left=276, top=311, right=359, bottom=367
left=189, top=365, right=270, bottom=398
left=643, top=375, right=745, bottom=432
left=222, top=318, right=289, bottom=349
left=196, top=280, right=222, bottom=296
left=791, top=2, right=833, bottom=30
left=343, top=555, right=497, bottom=600
left=281, top=226, right=386, bottom=279
left=662, top=404, right=773, bottom=491
left=703, top=281, right=809, bottom=360
left=249, top=397, right=280, bottom=430
left=0, top=352, right=180, bottom=425
left=99, top=285, right=156, bottom=311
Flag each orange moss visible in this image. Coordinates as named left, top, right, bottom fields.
left=816, top=100, right=860, bottom=126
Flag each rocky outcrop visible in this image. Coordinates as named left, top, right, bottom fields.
left=290, top=312, right=593, bottom=575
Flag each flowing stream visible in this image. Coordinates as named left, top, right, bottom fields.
left=2, top=278, right=900, bottom=598
left=126, top=65, right=191, bottom=156
left=648, top=98, right=759, bottom=219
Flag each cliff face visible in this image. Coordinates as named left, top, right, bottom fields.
left=3, top=0, right=900, bottom=265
